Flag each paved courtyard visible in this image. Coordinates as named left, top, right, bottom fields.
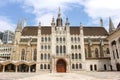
left=0, top=72, right=120, bottom=80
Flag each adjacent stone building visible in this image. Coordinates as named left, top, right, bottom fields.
left=107, top=18, right=120, bottom=71
left=0, top=9, right=111, bottom=72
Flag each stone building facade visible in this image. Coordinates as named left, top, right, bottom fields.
left=107, top=18, right=120, bottom=71
left=0, top=9, right=111, bottom=72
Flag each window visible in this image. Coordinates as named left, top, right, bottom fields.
left=75, top=53, right=77, bottom=59
left=45, top=45, right=47, bottom=49
left=63, top=45, right=66, bottom=53
left=41, top=45, right=43, bottom=49
left=48, top=37, right=51, bottom=42
left=48, top=64, right=50, bottom=69
left=78, top=45, right=81, bottom=49
left=74, top=37, right=76, bottom=42
left=44, top=64, right=46, bottom=69
left=76, top=64, right=78, bottom=69
left=78, top=37, right=80, bottom=42
left=45, top=37, right=47, bottom=42
left=79, top=63, right=82, bottom=69
left=44, top=54, right=47, bottom=60
left=21, top=49, right=25, bottom=60
left=90, top=65, right=93, bottom=71
left=106, top=48, right=110, bottom=54
left=41, top=37, right=44, bottom=42
left=95, top=48, right=99, bottom=58
left=79, top=53, right=81, bottom=59
left=40, top=64, right=43, bottom=69
left=71, top=45, right=74, bottom=49
left=56, top=46, right=59, bottom=54
left=72, top=53, right=74, bottom=59
left=71, top=37, right=73, bottom=42
left=75, top=45, right=77, bottom=49
left=63, top=37, right=65, bottom=42
left=48, top=45, right=50, bottom=49
left=60, top=46, right=62, bottom=53
left=60, top=38, right=62, bottom=42
left=41, top=54, right=43, bottom=60
left=72, top=64, right=75, bottom=69
left=94, top=64, right=97, bottom=71
left=33, top=49, right=37, bottom=61
left=48, top=54, right=50, bottom=60
left=56, top=38, right=58, bottom=42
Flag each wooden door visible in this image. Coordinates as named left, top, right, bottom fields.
left=56, top=59, right=66, bottom=72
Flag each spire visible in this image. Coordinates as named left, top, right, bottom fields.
left=58, top=7, right=61, bottom=18
left=100, top=18, right=103, bottom=27
left=16, top=19, right=22, bottom=32
left=51, top=17, right=55, bottom=25
left=65, top=17, right=70, bottom=25
left=109, top=17, right=115, bottom=33
left=56, top=7, right=62, bottom=27
left=24, top=18, right=27, bottom=27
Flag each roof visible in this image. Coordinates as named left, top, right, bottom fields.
left=83, top=27, right=108, bottom=36
left=21, top=26, right=108, bottom=36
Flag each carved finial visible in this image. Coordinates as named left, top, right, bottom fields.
left=65, top=17, right=70, bottom=25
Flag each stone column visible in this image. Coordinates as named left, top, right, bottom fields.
left=3, top=65, right=5, bottom=72
left=16, top=65, right=18, bottom=72
left=28, top=65, right=30, bottom=72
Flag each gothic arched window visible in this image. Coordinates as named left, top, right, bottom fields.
left=79, top=63, right=82, bottom=69
left=40, top=64, right=43, bottom=69
left=71, top=45, right=74, bottom=49
left=60, top=46, right=62, bottom=53
left=72, top=53, right=74, bottom=59
left=79, top=53, right=81, bottom=59
left=75, top=53, right=78, bottom=59
left=44, top=54, right=47, bottom=60
left=41, top=54, right=43, bottom=60
left=21, top=49, right=25, bottom=60
left=95, top=48, right=99, bottom=58
left=78, top=45, right=81, bottom=49
left=44, top=64, right=46, bottom=69
left=63, top=45, right=66, bottom=53
left=72, top=64, right=75, bottom=69
left=48, top=64, right=50, bottom=69
left=76, top=64, right=78, bottom=69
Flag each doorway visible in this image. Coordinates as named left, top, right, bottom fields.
left=56, top=59, right=66, bottom=72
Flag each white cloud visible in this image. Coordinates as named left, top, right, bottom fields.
left=82, top=0, right=120, bottom=28
left=15, top=0, right=83, bottom=25
left=0, top=16, right=15, bottom=32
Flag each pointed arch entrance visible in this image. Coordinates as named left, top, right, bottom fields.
left=56, top=59, right=66, bottom=72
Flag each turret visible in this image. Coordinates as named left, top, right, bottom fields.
left=100, top=18, right=103, bottom=27
left=24, top=18, right=27, bottom=27
left=56, top=7, right=63, bottom=27
left=15, top=19, right=22, bottom=32
left=14, top=19, right=22, bottom=44
left=109, top=17, right=115, bottom=34
left=65, top=17, right=70, bottom=32
left=80, top=22, right=83, bottom=35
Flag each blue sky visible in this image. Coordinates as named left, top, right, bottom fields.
left=0, top=0, right=120, bottom=32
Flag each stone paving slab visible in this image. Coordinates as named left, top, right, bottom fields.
left=0, top=72, right=119, bottom=80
